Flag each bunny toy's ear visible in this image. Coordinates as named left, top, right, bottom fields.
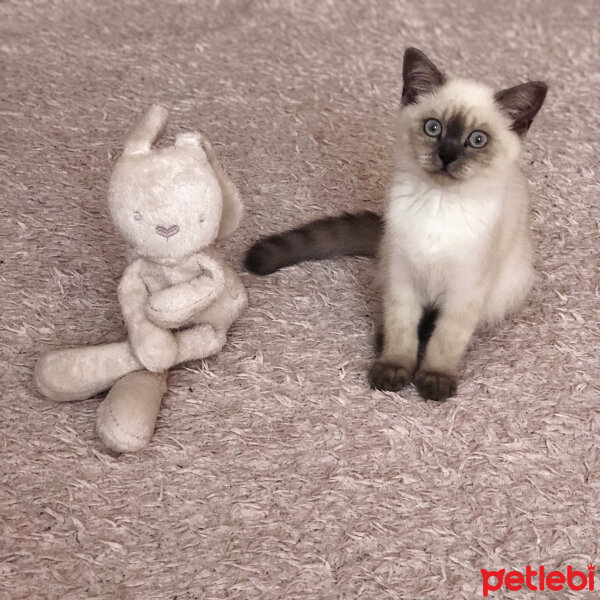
left=122, top=104, right=169, bottom=157
left=200, top=135, right=243, bottom=239
left=175, top=132, right=206, bottom=155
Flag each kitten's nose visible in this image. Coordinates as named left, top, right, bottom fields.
left=437, top=140, right=462, bottom=168
left=155, top=224, right=180, bottom=239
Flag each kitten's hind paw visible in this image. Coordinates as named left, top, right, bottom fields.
left=244, top=239, right=281, bottom=276
left=368, top=360, right=411, bottom=391
left=414, top=370, right=457, bottom=401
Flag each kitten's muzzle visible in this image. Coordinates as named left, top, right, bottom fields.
left=437, top=139, right=463, bottom=168
left=156, top=224, right=180, bottom=239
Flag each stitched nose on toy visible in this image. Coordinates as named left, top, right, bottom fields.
left=156, top=225, right=180, bottom=239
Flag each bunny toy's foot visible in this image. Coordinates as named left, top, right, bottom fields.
left=34, top=342, right=141, bottom=402
left=175, top=324, right=227, bottom=364
left=96, top=370, right=167, bottom=453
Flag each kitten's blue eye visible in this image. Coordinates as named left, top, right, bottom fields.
left=424, top=118, right=442, bottom=137
left=467, top=130, right=488, bottom=148
left=133, top=211, right=142, bottom=221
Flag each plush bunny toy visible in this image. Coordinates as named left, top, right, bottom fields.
left=35, top=105, right=247, bottom=452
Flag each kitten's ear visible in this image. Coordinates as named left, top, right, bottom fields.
left=402, top=47, right=446, bottom=105
left=495, top=82, right=548, bottom=136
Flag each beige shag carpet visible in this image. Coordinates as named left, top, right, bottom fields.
left=2, top=0, right=599, bottom=598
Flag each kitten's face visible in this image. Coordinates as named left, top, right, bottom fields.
left=405, top=80, right=518, bottom=183
left=398, top=48, right=547, bottom=185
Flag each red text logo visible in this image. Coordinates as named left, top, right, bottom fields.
left=481, top=564, right=595, bottom=596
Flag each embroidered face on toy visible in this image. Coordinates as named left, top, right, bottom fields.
left=108, top=106, right=242, bottom=262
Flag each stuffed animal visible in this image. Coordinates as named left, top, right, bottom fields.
left=35, top=105, right=247, bottom=452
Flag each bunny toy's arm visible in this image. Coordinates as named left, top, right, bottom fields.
left=145, top=253, right=226, bottom=329
left=119, top=259, right=178, bottom=372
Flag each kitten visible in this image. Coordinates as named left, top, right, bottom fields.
left=245, top=48, right=547, bottom=401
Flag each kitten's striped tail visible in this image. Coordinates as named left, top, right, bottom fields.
left=244, top=211, right=383, bottom=275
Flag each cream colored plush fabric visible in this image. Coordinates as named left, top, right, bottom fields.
left=2, top=0, right=599, bottom=598
left=34, top=105, right=247, bottom=451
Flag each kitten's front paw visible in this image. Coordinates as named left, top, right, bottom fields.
left=414, top=370, right=457, bottom=401
left=368, top=360, right=411, bottom=391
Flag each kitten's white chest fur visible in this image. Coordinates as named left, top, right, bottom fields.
left=382, top=169, right=532, bottom=323
left=386, top=177, right=503, bottom=267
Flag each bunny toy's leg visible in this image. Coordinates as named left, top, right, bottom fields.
left=93, top=325, right=229, bottom=453
left=170, top=266, right=246, bottom=365
left=95, top=326, right=227, bottom=453
left=174, top=325, right=227, bottom=364
left=96, top=370, right=167, bottom=453
left=35, top=324, right=227, bottom=402
left=191, top=264, right=248, bottom=333
left=34, top=342, right=143, bottom=402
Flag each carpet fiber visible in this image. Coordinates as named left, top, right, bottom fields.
left=1, top=0, right=599, bottom=598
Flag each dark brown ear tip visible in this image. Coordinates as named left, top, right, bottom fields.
left=529, top=80, right=548, bottom=94
left=403, top=47, right=429, bottom=65
left=537, top=81, right=549, bottom=98
left=529, top=82, right=548, bottom=110
left=401, top=47, right=445, bottom=106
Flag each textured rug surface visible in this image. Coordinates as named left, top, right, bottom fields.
left=2, top=0, right=599, bottom=598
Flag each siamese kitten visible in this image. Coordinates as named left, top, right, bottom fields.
left=245, top=48, right=547, bottom=401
